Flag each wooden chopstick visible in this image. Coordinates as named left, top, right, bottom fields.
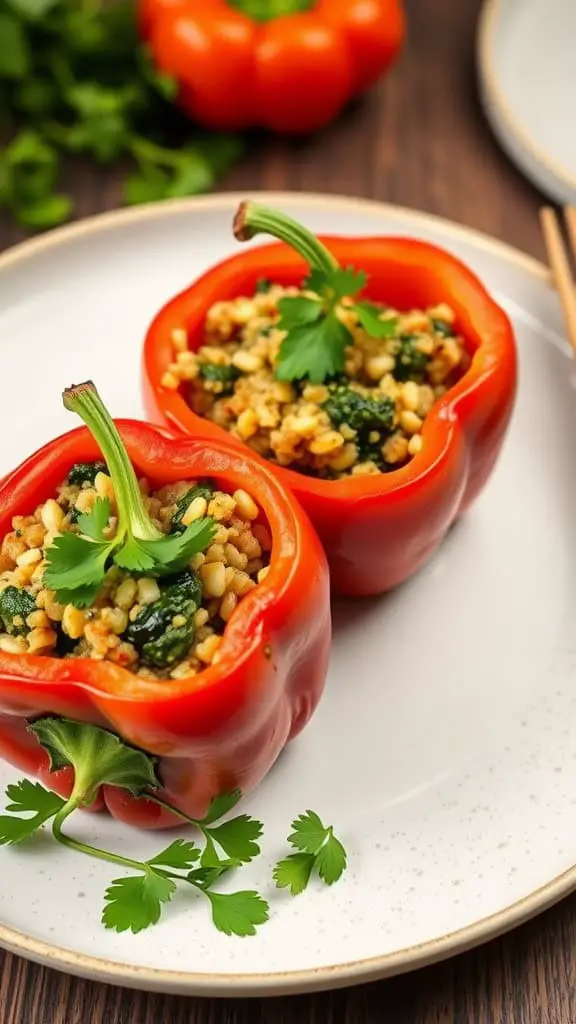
left=539, top=206, right=576, bottom=356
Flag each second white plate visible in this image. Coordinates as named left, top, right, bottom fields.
left=478, top=0, right=576, bottom=204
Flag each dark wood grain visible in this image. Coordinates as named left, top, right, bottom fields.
left=0, top=0, right=573, bottom=1021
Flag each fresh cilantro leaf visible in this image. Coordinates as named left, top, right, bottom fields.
left=277, top=296, right=322, bottom=328
left=164, top=155, right=214, bottom=199
left=47, top=581, right=103, bottom=609
left=0, top=779, right=64, bottom=845
left=276, top=314, right=351, bottom=384
left=14, top=194, right=73, bottom=230
left=147, top=839, right=200, bottom=871
left=14, top=76, right=58, bottom=117
left=4, top=778, right=63, bottom=816
left=28, top=717, right=160, bottom=801
left=102, top=870, right=175, bottom=933
left=111, top=536, right=156, bottom=573
left=316, top=833, right=347, bottom=885
left=273, top=852, right=315, bottom=896
left=65, top=114, right=129, bottom=163
left=200, top=789, right=243, bottom=825
left=187, top=865, right=229, bottom=890
left=0, top=13, right=30, bottom=79
left=287, top=810, right=328, bottom=855
left=77, top=497, right=110, bottom=540
left=5, top=129, right=56, bottom=174
left=273, top=264, right=369, bottom=384
left=0, top=812, right=48, bottom=845
left=206, top=815, right=263, bottom=864
left=138, top=48, right=178, bottom=101
left=5, top=0, right=60, bottom=19
left=43, top=532, right=113, bottom=600
left=206, top=890, right=269, bottom=937
left=123, top=167, right=171, bottom=206
left=353, top=302, right=399, bottom=339
left=192, top=132, right=245, bottom=178
left=306, top=266, right=366, bottom=302
left=115, top=518, right=217, bottom=575
left=3, top=130, right=59, bottom=217
left=199, top=834, right=240, bottom=871
left=275, top=810, right=347, bottom=895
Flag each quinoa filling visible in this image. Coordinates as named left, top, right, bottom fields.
left=162, top=286, right=470, bottom=478
left=0, top=463, right=270, bottom=679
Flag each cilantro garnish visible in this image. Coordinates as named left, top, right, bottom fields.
left=0, top=717, right=347, bottom=936
left=273, top=810, right=347, bottom=895
left=0, top=779, right=64, bottom=844
left=0, top=717, right=268, bottom=937
left=234, top=201, right=397, bottom=384
left=0, top=0, right=243, bottom=231
left=102, top=872, right=177, bottom=935
left=43, top=382, right=216, bottom=607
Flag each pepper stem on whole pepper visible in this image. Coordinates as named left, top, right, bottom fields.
left=227, top=0, right=313, bottom=21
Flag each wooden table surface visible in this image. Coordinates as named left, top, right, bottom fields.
left=0, top=0, right=574, bottom=1021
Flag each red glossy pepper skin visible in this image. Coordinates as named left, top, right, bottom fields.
left=142, top=237, right=517, bottom=597
left=138, top=0, right=405, bottom=134
left=0, top=423, right=330, bottom=829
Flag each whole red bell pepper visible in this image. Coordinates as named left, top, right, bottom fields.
left=0, top=413, right=330, bottom=830
left=142, top=202, right=517, bottom=598
left=138, top=0, right=405, bottom=133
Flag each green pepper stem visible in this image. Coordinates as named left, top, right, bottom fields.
left=227, top=0, right=313, bottom=21
left=233, top=201, right=339, bottom=275
left=63, top=382, right=162, bottom=542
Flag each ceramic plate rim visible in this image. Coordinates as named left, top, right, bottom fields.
left=477, top=0, right=576, bottom=203
left=0, top=191, right=570, bottom=998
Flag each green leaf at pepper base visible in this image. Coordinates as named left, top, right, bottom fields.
left=28, top=717, right=160, bottom=803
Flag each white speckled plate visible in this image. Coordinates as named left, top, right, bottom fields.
left=0, top=194, right=574, bottom=997
left=478, top=0, right=576, bottom=204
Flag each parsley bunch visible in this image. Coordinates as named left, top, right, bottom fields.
left=234, top=201, right=399, bottom=384
left=43, top=382, right=216, bottom=606
left=0, top=0, right=243, bottom=230
left=0, top=717, right=347, bottom=935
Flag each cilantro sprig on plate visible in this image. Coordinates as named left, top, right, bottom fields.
left=43, top=382, right=216, bottom=607
left=273, top=810, right=347, bottom=895
left=0, top=717, right=347, bottom=936
left=234, top=201, right=399, bottom=384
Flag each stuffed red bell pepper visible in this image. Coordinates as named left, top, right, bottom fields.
left=142, top=201, right=517, bottom=597
left=0, top=382, right=330, bottom=829
left=139, top=0, right=405, bottom=133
